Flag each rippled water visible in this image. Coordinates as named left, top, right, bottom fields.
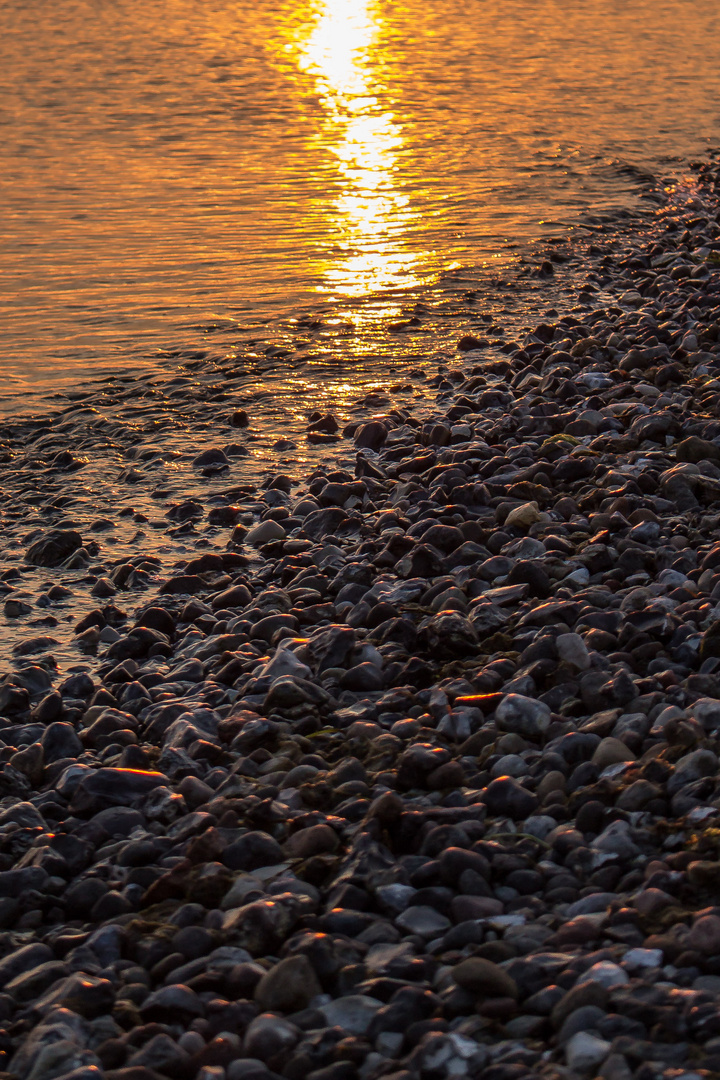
left=2, top=0, right=719, bottom=396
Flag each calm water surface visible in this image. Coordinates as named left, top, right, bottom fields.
left=2, top=0, right=720, bottom=396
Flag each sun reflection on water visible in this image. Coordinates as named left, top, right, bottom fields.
left=294, top=0, right=427, bottom=297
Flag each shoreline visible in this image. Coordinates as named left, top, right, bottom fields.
left=1, top=158, right=720, bottom=1078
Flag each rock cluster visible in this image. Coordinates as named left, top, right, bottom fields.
left=2, top=161, right=720, bottom=1080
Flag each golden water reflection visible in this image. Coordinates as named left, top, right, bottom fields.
left=293, top=0, right=429, bottom=297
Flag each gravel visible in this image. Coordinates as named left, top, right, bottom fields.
left=1, top=157, right=720, bottom=1080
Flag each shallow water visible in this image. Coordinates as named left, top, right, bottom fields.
left=2, top=0, right=719, bottom=399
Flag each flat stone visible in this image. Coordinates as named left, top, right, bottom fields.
left=566, top=893, right=617, bottom=918
left=5, top=960, right=69, bottom=1003
left=33, top=973, right=116, bottom=1018
left=320, top=994, right=383, bottom=1034
left=0, top=942, right=53, bottom=987
left=71, top=768, right=167, bottom=813
left=395, top=905, right=451, bottom=939
left=565, top=1031, right=611, bottom=1072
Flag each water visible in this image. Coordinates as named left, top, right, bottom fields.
left=2, top=0, right=720, bottom=400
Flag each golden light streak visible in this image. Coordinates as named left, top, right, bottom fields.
left=294, top=0, right=425, bottom=296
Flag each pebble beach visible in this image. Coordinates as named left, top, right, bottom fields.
left=2, top=157, right=720, bottom=1080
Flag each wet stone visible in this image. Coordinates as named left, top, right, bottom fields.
left=26, top=529, right=84, bottom=567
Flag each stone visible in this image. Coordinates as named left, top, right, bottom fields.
left=264, top=675, right=328, bottom=710
left=557, top=1004, right=606, bottom=1045
left=222, top=831, right=285, bottom=871
left=243, top=1013, right=299, bottom=1060
left=211, top=583, right=252, bottom=610
left=71, top=768, right=167, bottom=813
left=490, top=753, right=529, bottom=778
left=495, top=693, right=552, bottom=736
left=8, top=1010, right=90, bottom=1078
left=622, top=948, right=663, bottom=971
left=320, top=994, right=383, bottom=1034
left=581, top=961, right=629, bottom=989
left=667, top=748, right=718, bottom=794
left=33, top=973, right=116, bottom=1018
left=686, top=914, right=720, bottom=954
left=592, top=738, right=636, bottom=768
left=0, top=943, right=54, bottom=987
left=43, top=722, right=84, bottom=762
left=689, top=697, right=720, bottom=729
left=284, top=823, right=339, bottom=859
left=221, top=895, right=302, bottom=955
left=251, top=613, right=298, bottom=642
left=26, top=529, right=84, bottom=567
left=676, top=435, right=720, bottom=463
left=221, top=875, right=266, bottom=910
left=395, top=905, right=451, bottom=939
left=419, top=611, right=479, bottom=658
left=590, top=820, right=640, bottom=859
left=127, top=1033, right=190, bottom=1073
left=557, top=632, right=591, bottom=670
left=140, top=983, right=204, bottom=1021
left=354, top=422, right=387, bottom=450
left=254, top=955, right=322, bottom=1012
left=0, top=867, right=49, bottom=898
left=565, top=1031, right=611, bottom=1072
left=302, top=507, right=350, bottom=540
left=339, top=662, right=384, bottom=691
left=193, top=447, right=229, bottom=469
left=19, top=1043, right=101, bottom=1080
left=551, top=981, right=609, bottom=1027
left=566, top=893, right=616, bottom=918
left=6, top=960, right=69, bottom=1003
left=482, top=775, right=538, bottom=819
left=259, top=644, right=312, bottom=681
left=633, top=887, right=672, bottom=917
left=505, top=502, right=541, bottom=530
left=452, top=957, right=519, bottom=999
left=246, top=520, right=286, bottom=545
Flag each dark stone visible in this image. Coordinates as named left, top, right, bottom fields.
left=482, top=776, right=539, bottom=819
left=26, top=529, right=84, bottom=567
left=354, top=422, right=387, bottom=450
left=71, top=768, right=166, bottom=814
left=222, top=831, right=285, bottom=871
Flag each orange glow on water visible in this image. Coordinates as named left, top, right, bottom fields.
left=3, top=0, right=720, bottom=386
left=290, top=0, right=429, bottom=297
